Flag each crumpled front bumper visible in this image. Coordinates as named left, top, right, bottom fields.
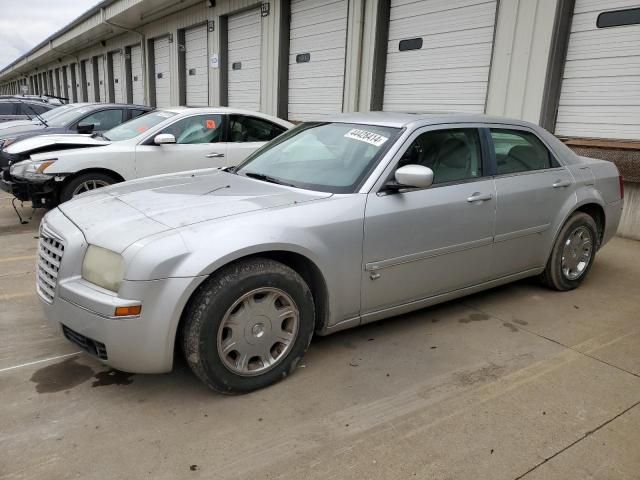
left=0, top=167, right=57, bottom=207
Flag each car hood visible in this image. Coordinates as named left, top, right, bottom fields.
left=58, top=169, right=332, bottom=252
left=5, top=134, right=109, bottom=155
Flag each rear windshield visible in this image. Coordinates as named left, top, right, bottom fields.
left=104, top=111, right=177, bottom=141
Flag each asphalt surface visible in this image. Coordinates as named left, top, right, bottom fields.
left=1, top=191, right=639, bottom=480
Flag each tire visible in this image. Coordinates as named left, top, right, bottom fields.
left=540, top=212, right=600, bottom=291
left=182, top=258, right=315, bottom=394
left=59, top=172, right=118, bottom=204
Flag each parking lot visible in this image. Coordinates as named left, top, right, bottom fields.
left=1, top=190, right=639, bottom=480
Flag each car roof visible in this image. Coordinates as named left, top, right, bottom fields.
left=324, top=112, right=542, bottom=130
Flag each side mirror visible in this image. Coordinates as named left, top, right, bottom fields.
left=77, top=122, right=95, bottom=134
left=154, top=133, right=176, bottom=145
left=388, top=164, right=434, bottom=190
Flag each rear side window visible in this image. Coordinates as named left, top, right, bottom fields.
left=0, top=102, right=15, bottom=115
left=228, top=115, right=287, bottom=142
left=491, top=129, right=559, bottom=175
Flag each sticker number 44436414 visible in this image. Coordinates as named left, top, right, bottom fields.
left=344, top=129, right=389, bottom=147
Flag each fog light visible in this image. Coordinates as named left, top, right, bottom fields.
left=114, top=305, right=142, bottom=317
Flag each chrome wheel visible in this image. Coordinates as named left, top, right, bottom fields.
left=71, top=179, right=110, bottom=196
left=217, top=288, right=300, bottom=376
left=561, top=226, right=593, bottom=281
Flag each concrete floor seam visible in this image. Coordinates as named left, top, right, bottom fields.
left=462, top=302, right=640, bottom=380
left=513, top=400, right=640, bottom=480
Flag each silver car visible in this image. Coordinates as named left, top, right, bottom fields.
left=38, top=113, right=623, bottom=393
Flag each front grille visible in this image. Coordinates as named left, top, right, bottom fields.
left=36, top=230, right=65, bottom=303
left=62, top=324, right=108, bottom=360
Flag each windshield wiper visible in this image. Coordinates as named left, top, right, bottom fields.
left=243, top=172, right=296, bottom=187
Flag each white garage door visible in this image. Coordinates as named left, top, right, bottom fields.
left=556, top=0, right=640, bottom=140
left=97, top=56, right=107, bottom=102
left=84, top=61, right=95, bottom=102
left=288, top=0, right=348, bottom=121
left=227, top=8, right=262, bottom=111
left=185, top=24, right=209, bottom=106
left=111, top=52, right=124, bottom=103
left=154, top=36, right=172, bottom=108
left=383, top=0, right=497, bottom=113
left=130, top=45, right=144, bottom=105
left=75, top=64, right=83, bottom=102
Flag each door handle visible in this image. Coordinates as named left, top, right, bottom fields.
left=467, top=192, right=492, bottom=203
left=552, top=180, right=571, bottom=188
left=206, top=152, right=225, bottom=158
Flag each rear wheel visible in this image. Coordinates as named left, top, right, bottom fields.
left=59, top=172, right=118, bottom=203
left=540, top=212, right=599, bottom=291
left=182, top=258, right=315, bottom=394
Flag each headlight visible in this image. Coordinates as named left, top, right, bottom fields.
left=10, top=159, right=56, bottom=180
left=81, top=245, right=125, bottom=292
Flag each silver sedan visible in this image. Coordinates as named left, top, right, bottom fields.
left=38, top=113, right=624, bottom=393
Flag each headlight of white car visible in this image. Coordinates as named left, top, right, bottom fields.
left=10, top=159, right=57, bottom=181
left=81, top=245, right=125, bottom=292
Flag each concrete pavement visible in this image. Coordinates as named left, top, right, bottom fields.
left=1, top=192, right=639, bottom=480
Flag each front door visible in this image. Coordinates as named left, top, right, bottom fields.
left=134, top=113, right=227, bottom=178
left=362, top=127, right=496, bottom=317
left=489, top=127, right=576, bottom=277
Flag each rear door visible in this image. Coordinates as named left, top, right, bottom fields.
left=489, top=127, right=576, bottom=278
left=224, top=114, right=287, bottom=166
left=134, top=113, right=226, bottom=177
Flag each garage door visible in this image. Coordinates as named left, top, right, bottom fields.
left=75, top=64, right=83, bottom=102
left=555, top=0, right=640, bottom=140
left=111, top=52, right=124, bottom=103
left=130, top=45, right=144, bottom=104
left=154, top=36, right=171, bottom=108
left=97, top=55, right=107, bottom=102
left=185, top=24, right=209, bottom=106
left=288, top=0, right=348, bottom=121
left=227, top=8, right=262, bottom=111
left=383, top=0, right=497, bottom=113
left=84, top=60, right=94, bottom=102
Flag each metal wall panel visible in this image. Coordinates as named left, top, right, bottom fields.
left=383, top=0, right=497, bottom=113
left=154, top=36, right=172, bottom=107
left=227, top=8, right=262, bottom=111
left=185, top=24, right=209, bottom=106
left=288, top=0, right=348, bottom=121
left=556, top=0, right=640, bottom=139
left=130, top=44, right=145, bottom=104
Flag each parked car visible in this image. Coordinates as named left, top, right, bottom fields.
left=0, top=102, right=76, bottom=131
left=3, top=107, right=293, bottom=207
left=0, top=96, right=59, bottom=123
left=36, top=113, right=623, bottom=393
left=0, top=102, right=151, bottom=166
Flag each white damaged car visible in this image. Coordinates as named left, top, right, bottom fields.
left=2, top=107, right=292, bottom=207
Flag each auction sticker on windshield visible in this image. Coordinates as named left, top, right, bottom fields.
left=344, top=129, right=388, bottom=147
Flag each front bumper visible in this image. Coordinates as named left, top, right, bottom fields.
left=38, top=208, right=204, bottom=373
left=1, top=168, right=57, bottom=207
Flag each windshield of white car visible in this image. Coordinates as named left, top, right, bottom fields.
left=235, top=122, right=401, bottom=193
left=103, top=111, right=178, bottom=141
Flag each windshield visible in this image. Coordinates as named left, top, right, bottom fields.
left=236, top=122, right=401, bottom=193
left=47, top=105, right=96, bottom=127
left=104, top=111, right=177, bottom=141
left=41, top=104, right=74, bottom=120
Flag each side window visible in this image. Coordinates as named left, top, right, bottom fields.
left=159, top=114, right=223, bottom=144
left=491, top=129, right=558, bottom=175
left=228, top=115, right=286, bottom=142
left=79, top=109, right=124, bottom=131
left=0, top=102, right=15, bottom=115
left=398, top=128, right=483, bottom=184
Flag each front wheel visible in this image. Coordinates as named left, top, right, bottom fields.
left=59, top=172, right=118, bottom=203
left=182, top=258, right=315, bottom=394
left=540, top=212, right=599, bottom=291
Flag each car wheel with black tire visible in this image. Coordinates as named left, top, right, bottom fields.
left=540, top=212, right=600, bottom=291
left=59, top=172, right=118, bottom=204
left=182, top=258, right=315, bottom=394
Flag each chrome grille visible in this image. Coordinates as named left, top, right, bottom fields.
left=37, top=229, right=65, bottom=303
